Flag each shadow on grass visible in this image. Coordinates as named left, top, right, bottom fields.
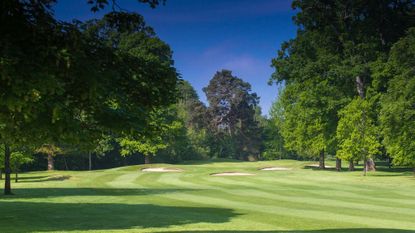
left=181, top=158, right=243, bottom=165
left=302, top=166, right=344, bottom=172
left=375, top=167, right=414, bottom=172
left=18, top=175, right=72, bottom=183
left=302, top=165, right=414, bottom=176
left=160, top=230, right=415, bottom=233
left=0, top=187, right=200, bottom=198
left=12, top=175, right=49, bottom=180
left=0, top=202, right=239, bottom=232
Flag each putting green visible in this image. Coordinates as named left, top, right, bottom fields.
left=0, top=159, right=414, bottom=233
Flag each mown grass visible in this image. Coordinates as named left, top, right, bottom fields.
left=0, top=159, right=414, bottom=233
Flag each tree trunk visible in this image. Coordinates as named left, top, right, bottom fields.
left=63, top=156, right=69, bottom=170
left=15, top=172, right=18, bottom=183
left=4, top=144, right=12, bottom=195
left=363, top=158, right=368, bottom=176
left=336, top=158, right=342, bottom=172
left=47, top=153, right=54, bottom=171
left=88, top=152, right=92, bottom=171
left=356, top=76, right=365, bottom=99
left=0, top=169, right=2, bottom=180
left=219, top=146, right=224, bottom=158
left=357, top=75, right=369, bottom=176
left=366, top=158, right=376, bottom=171
left=349, top=160, right=355, bottom=171
left=144, top=156, right=151, bottom=164
left=319, top=150, right=325, bottom=169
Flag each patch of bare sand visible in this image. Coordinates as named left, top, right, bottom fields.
left=307, top=164, right=336, bottom=169
left=141, top=167, right=183, bottom=172
left=260, top=167, right=292, bottom=171
left=210, top=172, right=255, bottom=176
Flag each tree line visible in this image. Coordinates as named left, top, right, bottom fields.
left=0, top=0, right=177, bottom=194
left=2, top=0, right=415, bottom=195
left=269, top=0, right=415, bottom=175
left=0, top=0, right=266, bottom=194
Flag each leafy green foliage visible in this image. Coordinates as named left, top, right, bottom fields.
left=263, top=98, right=294, bottom=160
left=0, top=145, right=33, bottom=172
left=0, top=1, right=178, bottom=192
left=336, top=98, right=382, bottom=163
left=176, top=81, right=210, bottom=159
left=380, top=28, right=415, bottom=167
left=270, top=0, right=415, bottom=169
left=119, top=108, right=182, bottom=160
left=36, top=144, right=62, bottom=157
left=10, top=151, right=33, bottom=173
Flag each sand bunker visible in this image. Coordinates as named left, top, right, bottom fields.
left=307, top=164, right=335, bottom=169
left=260, top=167, right=292, bottom=171
left=210, top=172, right=255, bottom=176
left=141, top=167, right=183, bottom=172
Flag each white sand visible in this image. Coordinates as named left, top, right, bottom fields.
left=260, top=167, right=292, bottom=171
left=308, top=164, right=336, bottom=168
left=210, top=172, right=255, bottom=176
left=141, top=167, right=183, bottom=172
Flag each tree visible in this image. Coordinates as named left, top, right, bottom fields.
left=177, top=81, right=207, bottom=130
left=36, top=144, right=62, bottom=171
left=86, top=0, right=165, bottom=12
left=119, top=107, right=181, bottom=164
left=10, top=151, right=33, bottom=183
left=0, top=1, right=177, bottom=194
left=204, top=70, right=261, bottom=160
left=271, top=30, right=351, bottom=169
left=263, top=97, right=295, bottom=160
left=0, top=0, right=67, bottom=194
left=91, top=135, right=115, bottom=170
left=276, top=82, right=336, bottom=169
left=380, top=28, right=415, bottom=175
left=176, top=81, right=210, bottom=159
left=270, top=0, right=415, bottom=171
left=336, top=98, right=382, bottom=175
left=0, top=145, right=33, bottom=182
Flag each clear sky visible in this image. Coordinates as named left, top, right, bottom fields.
left=53, top=0, right=297, bottom=115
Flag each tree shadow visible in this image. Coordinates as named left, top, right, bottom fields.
left=12, top=175, right=49, bottom=180
left=375, top=167, right=413, bottom=173
left=0, top=202, right=239, bottom=232
left=18, top=175, right=72, bottom=182
left=302, top=166, right=339, bottom=171
left=181, top=158, right=242, bottom=165
left=302, top=165, right=414, bottom=176
left=161, top=229, right=415, bottom=233
left=0, top=187, right=200, bottom=199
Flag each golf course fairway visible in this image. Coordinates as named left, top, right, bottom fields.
left=0, top=160, right=414, bottom=233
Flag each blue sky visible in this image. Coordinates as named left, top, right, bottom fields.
left=53, top=0, right=297, bottom=115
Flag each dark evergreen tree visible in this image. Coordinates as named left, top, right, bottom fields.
left=204, top=70, right=261, bottom=160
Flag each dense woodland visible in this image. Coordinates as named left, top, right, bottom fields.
left=1, top=0, right=415, bottom=195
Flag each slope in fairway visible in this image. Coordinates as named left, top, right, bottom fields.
left=0, top=160, right=414, bottom=233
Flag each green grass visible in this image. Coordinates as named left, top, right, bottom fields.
left=1, top=159, right=414, bottom=233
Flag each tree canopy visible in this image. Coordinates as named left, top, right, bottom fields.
left=0, top=0, right=177, bottom=194
left=204, top=70, right=261, bottom=160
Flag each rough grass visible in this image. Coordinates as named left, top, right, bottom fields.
left=0, top=159, right=414, bottom=233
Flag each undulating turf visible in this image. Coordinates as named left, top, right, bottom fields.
left=0, top=160, right=414, bottom=233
